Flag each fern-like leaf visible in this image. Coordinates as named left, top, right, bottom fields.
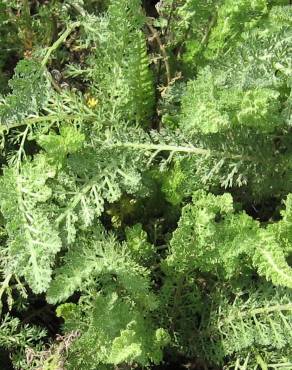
left=0, top=59, right=51, bottom=126
left=167, top=191, right=292, bottom=287
left=0, top=155, right=61, bottom=293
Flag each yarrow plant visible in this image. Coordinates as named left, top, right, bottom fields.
left=0, top=0, right=291, bottom=369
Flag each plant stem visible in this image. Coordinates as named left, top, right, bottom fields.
left=1, top=113, right=96, bottom=132
left=108, top=141, right=250, bottom=161
left=0, top=274, right=13, bottom=313
left=41, top=22, right=80, bottom=68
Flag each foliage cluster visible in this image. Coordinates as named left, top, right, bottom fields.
left=0, top=0, right=292, bottom=369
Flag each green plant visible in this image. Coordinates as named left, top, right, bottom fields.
left=0, top=1, right=291, bottom=369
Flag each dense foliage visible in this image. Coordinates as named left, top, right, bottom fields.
left=0, top=0, right=292, bottom=369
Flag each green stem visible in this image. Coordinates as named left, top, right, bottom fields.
left=0, top=274, right=13, bottom=313
left=41, top=22, right=80, bottom=68
left=54, top=176, right=98, bottom=226
left=247, top=303, right=292, bottom=316
left=114, top=142, right=209, bottom=155
left=268, top=363, right=292, bottom=368
left=200, top=14, right=217, bottom=47
left=223, top=303, right=292, bottom=325
left=1, top=113, right=96, bottom=132
left=255, top=354, right=268, bottom=370
left=108, top=141, right=248, bottom=161
left=22, top=0, right=31, bottom=26
left=17, top=126, right=29, bottom=170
